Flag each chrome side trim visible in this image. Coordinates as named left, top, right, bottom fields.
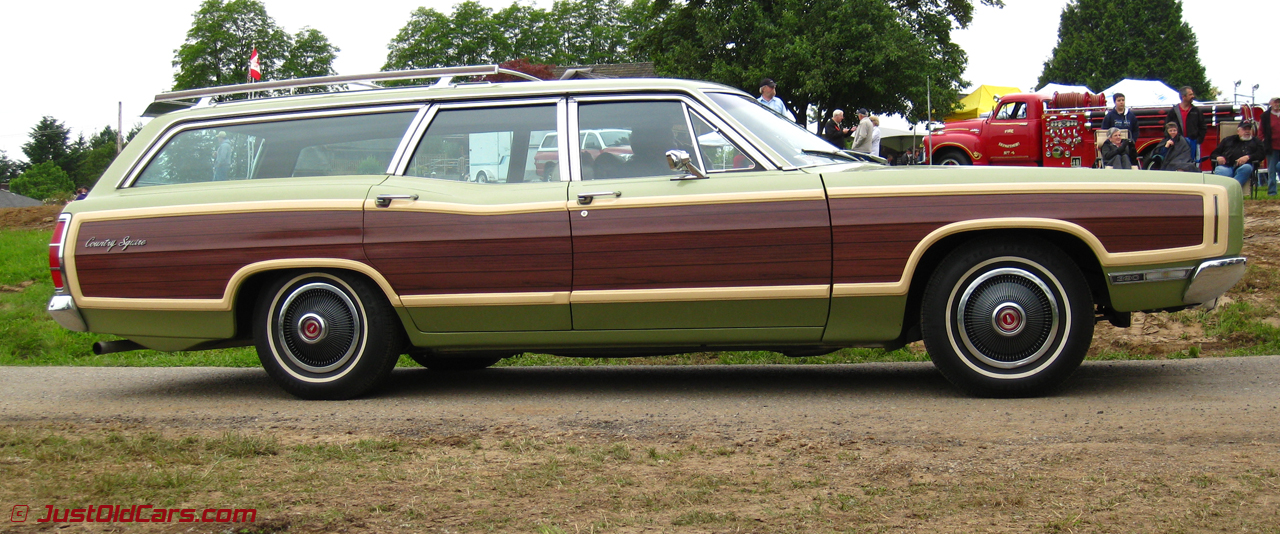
left=1108, top=267, right=1194, bottom=285
left=48, top=295, right=88, bottom=332
left=1183, top=257, right=1247, bottom=304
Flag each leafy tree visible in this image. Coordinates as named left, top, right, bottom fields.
left=22, top=116, right=71, bottom=166
left=10, top=162, right=74, bottom=201
left=0, top=151, right=26, bottom=185
left=172, top=0, right=337, bottom=91
left=1037, top=0, right=1214, bottom=100
left=636, top=0, right=995, bottom=125
left=70, top=127, right=123, bottom=189
left=383, top=0, right=652, bottom=72
left=281, top=27, right=340, bottom=80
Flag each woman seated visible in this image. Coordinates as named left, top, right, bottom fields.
left=1155, top=121, right=1199, bottom=172
left=1099, top=127, right=1139, bottom=169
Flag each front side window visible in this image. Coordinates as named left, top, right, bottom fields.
left=690, top=111, right=757, bottom=172
left=406, top=104, right=558, bottom=183
left=995, top=102, right=1026, bottom=120
left=576, top=101, right=693, bottom=181
left=133, top=111, right=416, bottom=187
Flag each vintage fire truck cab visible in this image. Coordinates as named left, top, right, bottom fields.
left=927, top=92, right=1254, bottom=170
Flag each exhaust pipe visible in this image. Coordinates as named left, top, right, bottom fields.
left=93, top=340, right=145, bottom=355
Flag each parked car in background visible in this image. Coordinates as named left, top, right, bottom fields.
left=48, top=65, right=1246, bottom=400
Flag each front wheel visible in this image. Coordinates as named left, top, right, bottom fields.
left=254, top=271, right=404, bottom=400
left=920, top=237, right=1093, bottom=397
left=933, top=149, right=971, bottom=166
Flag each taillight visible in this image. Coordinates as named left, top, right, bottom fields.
left=49, top=214, right=70, bottom=291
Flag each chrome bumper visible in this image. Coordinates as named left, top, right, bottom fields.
left=1183, top=257, right=1247, bottom=305
left=47, top=294, right=88, bottom=332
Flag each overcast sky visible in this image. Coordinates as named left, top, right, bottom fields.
left=0, top=0, right=1269, bottom=160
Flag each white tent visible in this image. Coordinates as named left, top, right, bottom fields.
left=1035, top=83, right=1094, bottom=95
left=1099, top=79, right=1180, bottom=108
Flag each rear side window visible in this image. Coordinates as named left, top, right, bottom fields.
left=133, top=111, right=416, bottom=187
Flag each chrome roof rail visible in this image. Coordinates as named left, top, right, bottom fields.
left=145, top=65, right=541, bottom=116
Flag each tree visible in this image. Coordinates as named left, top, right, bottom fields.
left=22, top=116, right=71, bottom=166
left=69, top=127, right=122, bottom=189
left=172, top=0, right=337, bottom=91
left=10, top=162, right=74, bottom=201
left=635, top=0, right=996, bottom=125
left=281, top=28, right=340, bottom=80
left=1037, top=0, right=1214, bottom=99
left=0, top=151, right=26, bottom=185
left=383, top=0, right=652, bottom=72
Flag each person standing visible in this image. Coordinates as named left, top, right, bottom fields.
left=1165, top=86, right=1206, bottom=159
left=1210, top=121, right=1266, bottom=187
left=213, top=131, right=233, bottom=181
left=1261, top=97, right=1280, bottom=196
left=850, top=108, right=874, bottom=154
left=1102, top=93, right=1139, bottom=142
left=823, top=109, right=852, bottom=147
left=869, top=116, right=882, bottom=157
left=757, top=78, right=795, bottom=121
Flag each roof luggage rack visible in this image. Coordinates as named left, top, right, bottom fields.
left=145, top=64, right=542, bottom=117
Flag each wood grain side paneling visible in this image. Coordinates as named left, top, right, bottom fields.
left=572, top=200, right=832, bottom=291
left=74, top=211, right=365, bottom=299
left=831, top=193, right=1204, bottom=284
left=363, top=210, right=572, bottom=295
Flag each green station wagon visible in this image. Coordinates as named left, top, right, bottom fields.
left=47, top=65, right=1247, bottom=399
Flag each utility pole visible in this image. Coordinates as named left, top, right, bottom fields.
left=117, top=102, right=123, bottom=154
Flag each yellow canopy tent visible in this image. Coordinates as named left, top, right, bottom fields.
left=945, top=85, right=1021, bottom=121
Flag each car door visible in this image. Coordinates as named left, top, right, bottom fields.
left=365, top=99, right=572, bottom=332
left=565, top=96, right=831, bottom=331
left=989, top=101, right=1035, bottom=163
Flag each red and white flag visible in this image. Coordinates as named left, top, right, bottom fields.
left=248, top=49, right=261, bottom=81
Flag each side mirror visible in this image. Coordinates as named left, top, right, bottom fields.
left=666, top=150, right=707, bottom=180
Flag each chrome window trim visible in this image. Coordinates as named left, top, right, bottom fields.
left=120, top=104, right=425, bottom=189
left=387, top=105, right=435, bottom=174
left=680, top=102, right=707, bottom=175
left=686, top=109, right=760, bottom=174
left=566, top=98, right=583, bottom=182
left=557, top=99, right=571, bottom=182
left=568, top=93, right=778, bottom=175
left=394, top=97, right=567, bottom=180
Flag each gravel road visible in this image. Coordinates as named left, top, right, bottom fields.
left=3, top=357, right=1278, bottom=446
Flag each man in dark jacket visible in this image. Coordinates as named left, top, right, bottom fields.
left=1261, top=96, right=1280, bottom=196
left=1102, top=93, right=1139, bottom=142
left=1211, top=121, right=1267, bottom=187
left=1165, top=86, right=1206, bottom=159
left=822, top=109, right=851, bottom=148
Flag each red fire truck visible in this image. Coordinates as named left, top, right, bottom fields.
left=925, top=92, right=1264, bottom=170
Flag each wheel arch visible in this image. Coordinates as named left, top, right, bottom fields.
left=898, top=226, right=1108, bottom=343
left=229, top=260, right=403, bottom=339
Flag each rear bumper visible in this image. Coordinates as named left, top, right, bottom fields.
left=47, top=294, right=88, bottom=332
left=1183, top=257, right=1247, bottom=305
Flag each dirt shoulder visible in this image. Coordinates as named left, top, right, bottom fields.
left=0, top=204, right=61, bottom=231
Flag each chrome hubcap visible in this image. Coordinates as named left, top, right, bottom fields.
left=276, top=282, right=361, bottom=373
left=957, top=267, right=1060, bottom=369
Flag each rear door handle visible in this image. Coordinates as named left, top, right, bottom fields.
left=577, top=191, right=621, bottom=205
left=375, top=194, right=418, bottom=208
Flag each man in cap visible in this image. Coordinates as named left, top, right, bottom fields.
left=1210, top=121, right=1266, bottom=187
left=850, top=108, right=875, bottom=154
left=757, top=78, right=795, bottom=121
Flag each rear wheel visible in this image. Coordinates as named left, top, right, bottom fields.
left=934, top=149, right=971, bottom=165
left=920, top=237, right=1093, bottom=397
left=254, top=271, right=404, bottom=400
left=475, top=171, right=489, bottom=183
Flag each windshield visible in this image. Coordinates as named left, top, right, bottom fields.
left=706, top=92, right=852, bottom=167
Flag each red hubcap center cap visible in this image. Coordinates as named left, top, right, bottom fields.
left=297, top=313, right=327, bottom=343
left=995, top=305, right=1023, bottom=334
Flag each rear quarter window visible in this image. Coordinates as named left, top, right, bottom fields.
left=132, top=110, right=416, bottom=187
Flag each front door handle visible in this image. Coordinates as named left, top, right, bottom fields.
left=374, top=194, right=418, bottom=208
left=577, top=191, right=621, bottom=205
